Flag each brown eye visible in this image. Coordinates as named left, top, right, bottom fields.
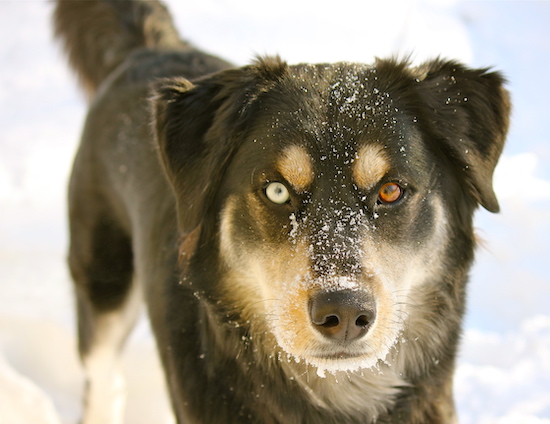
left=378, top=182, right=403, bottom=204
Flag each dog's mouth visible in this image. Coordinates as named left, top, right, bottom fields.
left=296, top=346, right=385, bottom=376
left=269, top=283, right=403, bottom=373
left=311, top=350, right=368, bottom=361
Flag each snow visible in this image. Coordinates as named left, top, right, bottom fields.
left=0, top=354, right=61, bottom=424
left=0, top=0, right=549, bottom=423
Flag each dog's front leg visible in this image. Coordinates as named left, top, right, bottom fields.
left=82, top=340, right=126, bottom=424
left=77, top=283, right=142, bottom=424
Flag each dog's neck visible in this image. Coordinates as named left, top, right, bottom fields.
left=280, top=354, right=406, bottom=419
left=198, top=296, right=406, bottom=420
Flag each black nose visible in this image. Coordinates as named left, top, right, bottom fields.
left=309, top=290, right=376, bottom=343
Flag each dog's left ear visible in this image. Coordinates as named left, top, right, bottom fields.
left=414, top=59, right=511, bottom=212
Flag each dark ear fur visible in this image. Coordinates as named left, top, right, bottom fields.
left=414, top=59, right=511, bottom=212
left=152, top=56, right=289, bottom=233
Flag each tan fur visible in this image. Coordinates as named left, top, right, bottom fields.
left=352, top=144, right=390, bottom=190
left=276, top=145, right=315, bottom=192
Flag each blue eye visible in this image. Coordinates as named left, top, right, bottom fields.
left=265, top=182, right=291, bottom=204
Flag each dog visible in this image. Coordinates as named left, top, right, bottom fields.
left=54, top=1, right=510, bottom=423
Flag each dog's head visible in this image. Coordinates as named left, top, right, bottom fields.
left=153, top=57, right=509, bottom=373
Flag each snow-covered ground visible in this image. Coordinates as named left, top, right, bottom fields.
left=0, top=1, right=549, bottom=423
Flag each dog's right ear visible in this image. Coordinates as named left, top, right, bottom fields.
left=152, top=74, right=238, bottom=235
left=152, top=58, right=289, bottom=234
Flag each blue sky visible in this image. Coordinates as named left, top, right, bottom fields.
left=452, top=1, right=550, bottom=332
left=462, top=1, right=550, bottom=163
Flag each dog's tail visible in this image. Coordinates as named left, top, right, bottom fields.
left=54, top=0, right=185, bottom=98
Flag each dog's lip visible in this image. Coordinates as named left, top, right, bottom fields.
left=311, top=350, right=367, bottom=360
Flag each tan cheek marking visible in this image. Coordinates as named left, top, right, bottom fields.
left=368, top=275, right=399, bottom=350
left=353, top=144, right=390, bottom=190
left=219, top=239, right=313, bottom=354
left=276, top=145, right=315, bottom=193
left=273, top=282, right=313, bottom=355
left=219, top=193, right=272, bottom=266
left=219, top=196, right=239, bottom=266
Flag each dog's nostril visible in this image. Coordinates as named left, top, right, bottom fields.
left=309, top=290, right=376, bottom=343
left=356, top=314, right=369, bottom=328
left=319, top=315, right=340, bottom=328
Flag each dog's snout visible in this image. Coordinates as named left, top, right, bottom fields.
left=309, top=290, right=376, bottom=343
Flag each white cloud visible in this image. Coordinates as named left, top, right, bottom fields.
left=494, top=153, right=550, bottom=201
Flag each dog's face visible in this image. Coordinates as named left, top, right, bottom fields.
left=154, top=57, right=509, bottom=373
left=217, top=103, right=450, bottom=371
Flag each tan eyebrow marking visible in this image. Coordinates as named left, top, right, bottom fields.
left=275, top=145, right=315, bottom=193
left=352, top=144, right=390, bottom=190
